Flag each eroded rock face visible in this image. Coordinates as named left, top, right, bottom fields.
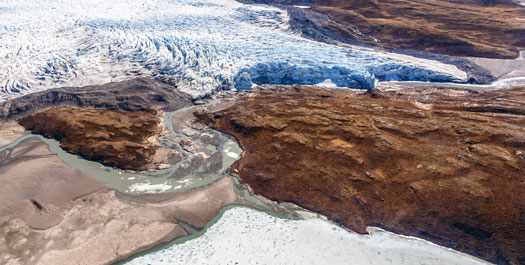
left=0, top=78, right=193, bottom=120
left=18, top=107, right=162, bottom=171
left=245, top=0, right=525, bottom=59
left=199, top=86, right=525, bottom=265
left=314, top=0, right=525, bottom=58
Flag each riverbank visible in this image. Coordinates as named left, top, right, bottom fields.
left=0, top=136, right=249, bottom=264
left=200, top=85, right=525, bottom=264
left=1, top=80, right=523, bottom=264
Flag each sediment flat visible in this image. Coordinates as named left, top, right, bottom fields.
left=0, top=137, right=246, bottom=265
left=0, top=121, right=25, bottom=148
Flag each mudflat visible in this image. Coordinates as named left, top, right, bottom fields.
left=199, top=85, right=525, bottom=264
left=0, top=121, right=25, bottom=148
left=0, top=137, right=246, bottom=265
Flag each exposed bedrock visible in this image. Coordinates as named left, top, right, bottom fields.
left=199, top=85, right=525, bottom=264
left=0, top=0, right=473, bottom=101
left=18, top=107, right=163, bottom=171
left=0, top=78, right=192, bottom=120
left=241, top=0, right=525, bottom=59
left=282, top=5, right=499, bottom=84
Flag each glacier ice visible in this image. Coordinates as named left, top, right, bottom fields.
left=0, top=0, right=467, bottom=101
left=127, top=207, right=489, bottom=265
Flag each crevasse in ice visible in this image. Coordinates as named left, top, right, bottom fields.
left=0, top=0, right=466, bottom=100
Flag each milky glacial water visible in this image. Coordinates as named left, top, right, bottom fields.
left=0, top=110, right=492, bottom=265
left=0, top=101, right=243, bottom=195
left=2, top=132, right=493, bottom=265
left=0, top=1, right=503, bottom=262
left=0, top=134, right=201, bottom=193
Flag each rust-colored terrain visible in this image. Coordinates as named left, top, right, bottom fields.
left=18, top=107, right=161, bottom=171
left=200, top=86, right=525, bottom=264
left=303, top=0, right=525, bottom=58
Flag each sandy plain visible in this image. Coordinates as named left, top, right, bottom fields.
left=0, top=121, right=25, bottom=148
left=0, top=137, right=246, bottom=265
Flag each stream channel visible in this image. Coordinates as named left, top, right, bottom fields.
left=0, top=96, right=491, bottom=265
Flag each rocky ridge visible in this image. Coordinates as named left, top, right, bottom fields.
left=199, top=85, right=525, bottom=264
left=0, top=78, right=192, bottom=120
left=242, top=0, right=525, bottom=59
left=18, top=107, right=164, bottom=171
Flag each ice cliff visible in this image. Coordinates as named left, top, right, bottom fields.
left=0, top=0, right=467, bottom=101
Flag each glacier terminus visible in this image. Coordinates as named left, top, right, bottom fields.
left=0, top=0, right=467, bottom=101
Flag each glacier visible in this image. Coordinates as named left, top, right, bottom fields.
left=0, top=0, right=467, bottom=101
left=127, top=207, right=489, bottom=265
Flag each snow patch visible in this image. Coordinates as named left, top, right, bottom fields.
left=127, top=207, right=489, bottom=265
left=514, top=0, right=525, bottom=6
left=226, top=152, right=240, bottom=159
left=128, top=182, right=172, bottom=193
left=518, top=51, right=524, bottom=60
left=317, top=79, right=338, bottom=88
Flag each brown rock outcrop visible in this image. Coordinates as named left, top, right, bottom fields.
left=244, top=0, right=525, bottom=59
left=0, top=78, right=193, bottom=120
left=311, top=0, right=525, bottom=58
left=199, top=86, right=525, bottom=264
left=18, top=107, right=162, bottom=171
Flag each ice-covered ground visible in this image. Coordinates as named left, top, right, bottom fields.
left=0, top=0, right=466, bottom=101
left=127, top=207, right=489, bottom=265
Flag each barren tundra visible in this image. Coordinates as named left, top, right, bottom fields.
left=199, top=85, right=525, bottom=264
left=0, top=0, right=524, bottom=264
left=18, top=107, right=163, bottom=171
left=248, top=0, right=525, bottom=58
